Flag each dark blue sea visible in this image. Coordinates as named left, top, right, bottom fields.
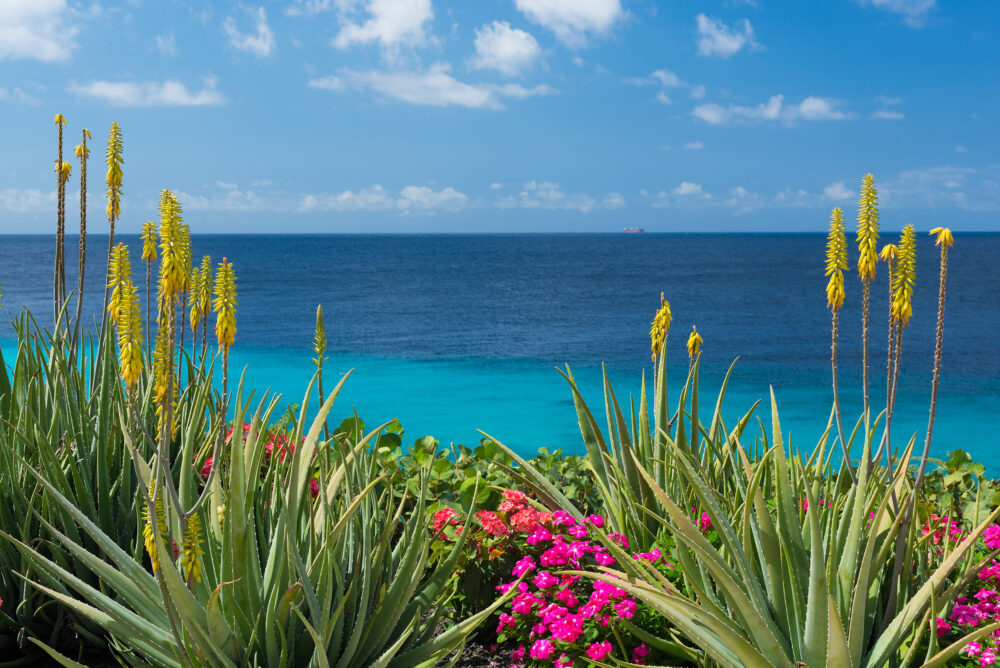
left=1, top=233, right=998, bottom=471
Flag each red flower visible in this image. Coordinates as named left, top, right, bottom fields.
left=201, top=456, right=214, bottom=479
left=503, top=489, right=527, bottom=505
left=310, top=478, right=320, bottom=499
left=476, top=510, right=509, bottom=536
left=433, top=508, right=460, bottom=533
left=509, top=508, right=540, bottom=533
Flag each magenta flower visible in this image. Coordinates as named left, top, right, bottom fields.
left=985, top=525, right=1000, bottom=550
left=512, top=556, right=536, bottom=577
left=587, top=514, right=605, bottom=528
left=586, top=641, right=613, bottom=661
left=533, top=571, right=559, bottom=589
left=529, top=639, right=555, bottom=660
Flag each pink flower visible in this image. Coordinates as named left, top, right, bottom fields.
left=533, top=571, right=559, bottom=589
left=530, top=639, right=555, bottom=660
left=699, top=512, right=713, bottom=532
left=503, top=489, right=527, bottom=505
left=200, top=456, right=214, bottom=479
left=964, top=642, right=983, bottom=657
left=552, top=510, right=576, bottom=527
left=985, top=525, right=1000, bottom=550
left=607, top=532, right=629, bottom=549
left=476, top=510, right=509, bottom=537
left=981, top=648, right=997, bottom=666
left=568, top=524, right=589, bottom=539
left=594, top=551, right=616, bottom=566
left=555, top=587, right=578, bottom=608
left=586, top=641, right=613, bottom=661
left=615, top=599, right=637, bottom=619
left=586, top=514, right=605, bottom=528
left=526, top=528, right=553, bottom=545
left=633, top=548, right=662, bottom=565
left=433, top=508, right=459, bottom=533
left=511, top=645, right=526, bottom=662
left=632, top=643, right=650, bottom=665
left=556, top=653, right=574, bottom=667
left=512, top=556, right=536, bottom=577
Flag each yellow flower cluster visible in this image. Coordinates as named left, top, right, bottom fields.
left=686, top=326, right=703, bottom=360
left=105, top=122, right=123, bottom=222
left=649, top=292, right=672, bottom=361
left=891, top=225, right=917, bottom=327
left=141, top=221, right=158, bottom=263
left=141, top=484, right=168, bottom=573
left=180, top=512, right=205, bottom=584
left=55, top=161, right=72, bottom=184
left=825, top=207, right=848, bottom=310
left=856, top=173, right=880, bottom=281
left=116, top=281, right=144, bottom=388
left=930, top=226, right=954, bottom=249
left=157, top=190, right=187, bottom=302
left=107, top=243, right=132, bottom=324
left=213, top=258, right=238, bottom=354
left=879, top=243, right=898, bottom=263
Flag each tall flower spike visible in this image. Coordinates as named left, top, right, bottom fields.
left=198, top=255, right=213, bottom=315
left=649, top=292, right=672, bottom=361
left=180, top=513, right=205, bottom=584
left=313, top=304, right=328, bottom=367
left=141, top=484, right=168, bottom=573
left=686, top=326, right=703, bottom=360
left=825, top=207, right=848, bottom=310
left=105, top=122, right=123, bottom=223
left=141, top=221, right=158, bottom=263
left=176, top=223, right=192, bottom=294
left=930, top=227, right=954, bottom=249
left=213, top=258, right=237, bottom=354
left=856, top=173, right=880, bottom=281
left=189, top=267, right=203, bottom=332
left=117, top=281, right=144, bottom=388
left=157, top=191, right=185, bottom=301
left=891, top=226, right=916, bottom=327
left=107, top=243, right=132, bottom=324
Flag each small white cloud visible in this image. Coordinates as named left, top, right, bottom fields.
left=823, top=181, right=852, bottom=200
left=690, top=84, right=706, bottom=99
left=673, top=182, right=705, bottom=196
left=693, top=94, right=851, bottom=125
left=651, top=69, right=682, bottom=87
left=871, top=109, right=904, bottom=120
left=332, top=0, right=434, bottom=56
left=308, top=75, right=345, bottom=91
left=571, top=56, right=585, bottom=67
left=655, top=91, right=671, bottom=105
left=299, top=184, right=467, bottom=213
left=683, top=141, right=705, bottom=150
left=497, top=180, right=620, bottom=213
left=696, top=14, right=758, bottom=58
left=489, top=182, right=504, bottom=190
left=875, top=94, right=903, bottom=106
left=856, top=0, right=936, bottom=27
left=155, top=31, right=179, bottom=56
left=223, top=7, right=275, bottom=57
left=0, top=187, right=55, bottom=212
left=250, top=179, right=273, bottom=187
left=0, top=0, right=78, bottom=63
left=954, top=145, right=968, bottom=154
left=0, top=86, right=41, bottom=105
left=180, top=183, right=272, bottom=211
left=514, top=0, right=624, bottom=47
left=471, top=21, right=541, bottom=76
left=69, top=76, right=225, bottom=107
left=326, top=64, right=555, bottom=109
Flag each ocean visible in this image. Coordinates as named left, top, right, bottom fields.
left=1, top=233, right=997, bottom=472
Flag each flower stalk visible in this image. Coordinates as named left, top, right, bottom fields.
left=856, top=174, right=880, bottom=451
left=825, top=207, right=855, bottom=481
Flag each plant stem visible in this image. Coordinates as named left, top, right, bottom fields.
left=861, top=279, right=871, bottom=469
left=73, top=131, right=88, bottom=351
left=831, top=310, right=856, bottom=482
left=914, top=246, right=949, bottom=493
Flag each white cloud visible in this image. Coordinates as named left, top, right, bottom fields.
left=954, top=145, right=968, bottom=154
left=326, top=64, right=555, bottom=109
left=0, top=187, right=55, bottom=212
left=224, top=7, right=275, bottom=57
left=683, top=141, right=705, bottom=150
left=332, top=0, right=434, bottom=55
left=823, top=181, right=852, bottom=200
left=693, top=94, right=852, bottom=125
left=871, top=109, right=904, bottom=120
left=673, top=181, right=706, bottom=196
left=489, top=182, right=504, bottom=190
left=695, top=14, right=758, bottom=58
left=155, top=32, right=179, bottom=56
left=471, top=21, right=541, bottom=76
left=856, top=0, right=936, bottom=27
left=497, top=180, right=620, bottom=213
left=308, top=75, right=345, bottom=91
left=625, top=69, right=682, bottom=87
left=69, top=76, right=225, bottom=106
left=514, top=0, right=624, bottom=47
left=299, top=184, right=468, bottom=213
left=180, top=185, right=272, bottom=211
left=882, top=166, right=999, bottom=211
left=690, top=84, right=706, bottom=99
left=0, top=86, right=41, bottom=105
left=0, top=0, right=78, bottom=62
left=655, top=91, right=671, bottom=105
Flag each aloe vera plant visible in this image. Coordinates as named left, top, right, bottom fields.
left=5, top=372, right=506, bottom=667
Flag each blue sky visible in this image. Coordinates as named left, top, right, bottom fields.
left=0, top=0, right=996, bottom=233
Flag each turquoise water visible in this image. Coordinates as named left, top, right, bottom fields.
left=1, top=233, right=997, bottom=471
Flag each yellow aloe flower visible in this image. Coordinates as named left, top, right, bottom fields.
left=141, top=221, right=158, bottom=263
left=141, top=484, right=168, bottom=573
left=891, top=225, right=917, bottom=327
left=117, top=281, right=144, bottom=387
left=180, top=513, right=205, bottom=584
left=55, top=161, right=73, bottom=184
left=198, top=255, right=213, bottom=320
left=213, top=258, right=238, bottom=353
left=856, top=173, right=880, bottom=281
left=157, top=191, right=185, bottom=301
left=929, top=226, right=954, bottom=249
left=825, top=207, right=848, bottom=310
left=107, top=243, right=132, bottom=324
left=879, top=243, right=898, bottom=263
left=649, top=292, right=672, bottom=361
left=54, top=114, right=66, bottom=126
left=105, top=122, right=123, bottom=222
left=686, top=326, right=703, bottom=360
left=189, top=268, right=203, bottom=331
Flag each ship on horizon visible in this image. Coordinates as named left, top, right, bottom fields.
left=623, top=227, right=645, bottom=234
